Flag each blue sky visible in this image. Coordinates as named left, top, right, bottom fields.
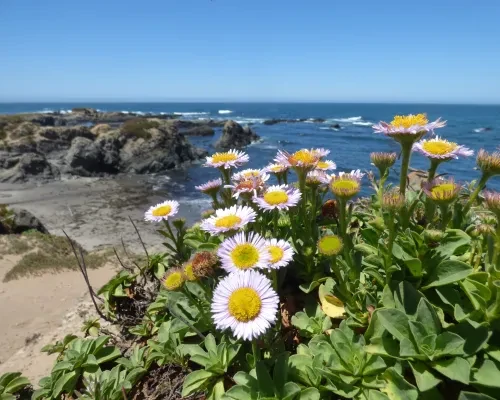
left=1, top=0, right=499, bottom=103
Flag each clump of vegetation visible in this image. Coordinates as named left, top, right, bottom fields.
left=121, top=118, right=160, bottom=140
left=6, top=112, right=500, bottom=399
left=2, top=232, right=112, bottom=281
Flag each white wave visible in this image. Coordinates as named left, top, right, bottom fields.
left=330, top=116, right=363, bottom=123
left=173, top=111, right=209, bottom=116
left=120, top=111, right=130, bottom=114
left=235, top=118, right=265, bottom=124
left=319, top=127, right=340, bottom=131
left=218, top=110, right=233, bottom=114
left=353, top=121, right=373, bottom=127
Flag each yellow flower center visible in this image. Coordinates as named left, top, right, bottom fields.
left=231, top=244, right=259, bottom=269
left=290, top=150, right=318, bottom=166
left=211, top=152, right=238, bottom=163
left=390, top=114, right=428, bottom=129
left=318, top=235, right=343, bottom=256
left=270, top=165, right=285, bottom=173
left=331, top=179, right=360, bottom=199
left=152, top=205, right=172, bottom=217
left=422, top=140, right=457, bottom=155
left=242, top=170, right=260, bottom=178
left=430, top=183, right=457, bottom=199
left=214, top=215, right=242, bottom=229
left=264, top=190, right=289, bottom=205
left=268, top=245, right=284, bottom=264
left=164, top=271, right=184, bottom=291
left=317, top=161, right=330, bottom=169
left=184, top=263, right=196, bottom=281
left=228, top=287, right=262, bottom=322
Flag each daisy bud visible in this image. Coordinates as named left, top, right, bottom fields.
left=370, top=152, right=397, bottom=174
left=423, top=178, right=461, bottom=205
left=163, top=268, right=186, bottom=291
left=191, top=251, right=219, bottom=278
left=317, top=234, right=344, bottom=256
left=477, top=149, right=500, bottom=177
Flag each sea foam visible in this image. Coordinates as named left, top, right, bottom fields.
left=218, top=110, right=233, bottom=114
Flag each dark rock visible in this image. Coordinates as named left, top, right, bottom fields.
left=0, top=153, right=58, bottom=183
left=120, top=124, right=204, bottom=173
left=181, top=125, right=215, bottom=136
left=330, top=123, right=341, bottom=129
left=96, top=135, right=121, bottom=172
left=11, top=209, right=49, bottom=234
left=310, top=118, right=325, bottom=123
left=65, top=137, right=103, bottom=176
left=28, top=115, right=60, bottom=127
left=215, top=120, right=259, bottom=149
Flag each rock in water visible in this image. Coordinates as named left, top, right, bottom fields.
left=215, top=120, right=259, bottom=149
left=11, top=209, right=49, bottom=234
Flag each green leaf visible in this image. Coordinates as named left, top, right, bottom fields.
left=207, top=378, right=225, bottom=400
left=436, top=229, right=471, bottom=257
left=299, top=387, right=320, bottom=400
left=458, top=392, right=496, bottom=400
left=415, top=298, right=441, bottom=336
left=431, top=357, right=470, bottom=384
left=0, top=373, right=21, bottom=389
left=382, top=367, right=418, bottom=400
left=94, top=346, right=121, bottom=364
left=0, top=394, right=16, bottom=400
left=473, top=359, right=500, bottom=388
left=222, top=385, right=256, bottom=400
left=233, top=371, right=258, bottom=391
left=256, top=361, right=275, bottom=397
left=422, top=260, right=472, bottom=290
left=449, top=320, right=490, bottom=356
left=273, top=352, right=289, bottom=398
left=373, top=309, right=410, bottom=341
left=433, top=332, right=465, bottom=358
left=409, top=361, right=441, bottom=392
left=405, top=258, right=422, bottom=277
left=282, top=382, right=301, bottom=400
left=181, top=370, right=215, bottom=397
left=205, top=334, right=218, bottom=354
left=2, top=376, right=29, bottom=394
left=53, top=371, right=78, bottom=397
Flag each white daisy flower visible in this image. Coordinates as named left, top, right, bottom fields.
left=338, top=169, right=365, bottom=179
left=218, top=231, right=270, bottom=273
left=211, top=270, right=279, bottom=340
left=264, top=163, right=289, bottom=174
left=253, top=184, right=302, bottom=211
left=225, top=176, right=268, bottom=199
left=306, top=170, right=331, bottom=186
left=312, top=148, right=331, bottom=158
left=144, top=200, right=179, bottom=222
left=204, top=150, right=249, bottom=169
left=233, top=169, right=264, bottom=181
left=373, top=114, right=446, bottom=142
left=200, top=205, right=256, bottom=234
left=274, top=149, right=321, bottom=171
left=412, top=136, right=474, bottom=160
left=195, top=178, right=223, bottom=194
left=315, top=160, right=337, bottom=171
left=266, top=238, right=294, bottom=269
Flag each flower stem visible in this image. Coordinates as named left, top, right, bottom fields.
left=181, top=286, right=206, bottom=320
left=439, top=204, right=450, bottom=231
left=464, top=173, right=490, bottom=215
left=252, top=340, right=260, bottom=363
left=424, top=160, right=440, bottom=223
left=399, top=144, right=413, bottom=196
left=386, top=212, right=396, bottom=281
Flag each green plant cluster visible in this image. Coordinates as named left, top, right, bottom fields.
left=4, top=112, right=500, bottom=400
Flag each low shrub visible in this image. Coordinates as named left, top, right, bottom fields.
left=120, top=118, right=159, bottom=140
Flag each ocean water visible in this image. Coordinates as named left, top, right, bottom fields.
left=1, top=102, right=499, bottom=198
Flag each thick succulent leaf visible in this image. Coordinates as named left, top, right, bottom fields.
left=181, top=370, right=215, bottom=397
left=431, top=357, right=470, bottom=384
left=382, top=367, right=418, bottom=400
left=422, top=260, right=472, bottom=290
left=409, top=361, right=441, bottom=392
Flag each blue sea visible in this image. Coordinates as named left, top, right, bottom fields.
left=1, top=102, right=499, bottom=197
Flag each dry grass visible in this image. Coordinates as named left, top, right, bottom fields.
left=2, top=232, right=113, bottom=282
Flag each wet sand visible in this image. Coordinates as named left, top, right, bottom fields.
left=0, top=174, right=208, bottom=252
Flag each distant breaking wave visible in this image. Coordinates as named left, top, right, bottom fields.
left=330, top=116, right=363, bottom=123
left=218, top=110, right=233, bottom=114
left=173, top=111, right=209, bottom=116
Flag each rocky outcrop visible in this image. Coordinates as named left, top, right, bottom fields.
left=0, top=153, right=58, bottom=183
left=120, top=123, right=206, bottom=173
left=181, top=125, right=215, bottom=136
left=215, top=120, right=259, bottom=149
left=263, top=118, right=307, bottom=125
left=0, top=116, right=206, bottom=182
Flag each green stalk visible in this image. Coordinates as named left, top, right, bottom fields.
left=181, top=286, right=207, bottom=321
left=386, top=212, right=396, bottom=281
left=463, top=173, right=490, bottom=215
left=424, top=160, right=440, bottom=223
left=310, top=186, right=318, bottom=241
left=399, top=143, right=413, bottom=196
left=377, top=168, right=388, bottom=217
left=493, top=221, right=500, bottom=272
left=252, top=340, right=260, bottom=363
left=439, top=204, right=451, bottom=231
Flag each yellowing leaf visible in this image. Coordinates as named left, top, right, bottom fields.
left=318, top=283, right=345, bottom=319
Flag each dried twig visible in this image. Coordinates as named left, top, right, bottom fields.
left=129, top=216, right=149, bottom=260
left=121, top=237, right=141, bottom=270
left=113, top=247, right=134, bottom=272
left=63, top=229, right=111, bottom=322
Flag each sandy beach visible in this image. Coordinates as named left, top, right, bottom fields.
left=0, top=174, right=208, bottom=381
